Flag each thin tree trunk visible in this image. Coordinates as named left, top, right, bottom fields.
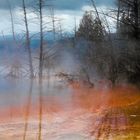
left=59, top=21, right=63, bottom=39
left=39, top=0, right=44, bottom=80
left=103, top=10, right=118, bottom=86
left=7, top=0, right=16, bottom=42
left=50, top=7, right=56, bottom=40
left=22, top=0, right=34, bottom=78
left=90, top=0, right=104, bottom=39
left=90, top=0, right=100, bottom=20
left=117, top=0, right=121, bottom=31
left=74, top=17, right=77, bottom=39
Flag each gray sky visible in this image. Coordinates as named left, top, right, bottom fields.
left=0, top=0, right=115, bottom=9
left=0, top=0, right=115, bottom=35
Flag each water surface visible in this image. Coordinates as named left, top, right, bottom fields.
left=0, top=78, right=140, bottom=140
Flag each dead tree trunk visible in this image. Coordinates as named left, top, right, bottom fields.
left=22, top=0, right=34, bottom=78
left=50, top=7, right=56, bottom=40
left=59, top=21, right=63, bottom=39
left=7, top=0, right=16, bottom=42
left=117, top=0, right=121, bottom=31
left=90, top=0, right=100, bottom=19
left=39, top=0, right=44, bottom=80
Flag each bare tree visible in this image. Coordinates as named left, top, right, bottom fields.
left=116, top=0, right=121, bottom=31
left=49, top=5, right=63, bottom=40
left=50, top=6, right=56, bottom=40
left=7, top=0, right=16, bottom=42
left=22, top=0, right=34, bottom=78
left=38, top=0, right=44, bottom=80
left=117, top=0, right=140, bottom=39
left=116, top=0, right=140, bottom=84
left=38, top=1, right=59, bottom=79
left=58, top=21, right=63, bottom=39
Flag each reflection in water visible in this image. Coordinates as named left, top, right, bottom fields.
left=89, top=108, right=129, bottom=140
left=23, top=80, right=33, bottom=140
left=68, top=84, right=140, bottom=140
left=0, top=78, right=140, bottom=139
left=38, top=81, right=43, bottom=140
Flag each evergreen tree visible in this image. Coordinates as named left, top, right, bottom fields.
left=77, top=11, right=105, bottom=42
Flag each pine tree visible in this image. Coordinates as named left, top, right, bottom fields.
left=77, top=11, right=104, bottom=42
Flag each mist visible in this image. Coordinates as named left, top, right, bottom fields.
left=0, top=0, right=140, bottom=140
